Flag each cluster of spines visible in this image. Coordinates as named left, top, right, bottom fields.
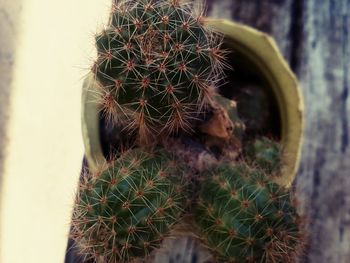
left=195, top=163, right=302, bottom=263
left=93, top=0, right=228, bottom=143
left=71, top=148, right=189, bottom=262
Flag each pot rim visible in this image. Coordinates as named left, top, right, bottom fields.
left=81, top=18, right=304, bottom=187
left=205, top=18, right=304, bottom=187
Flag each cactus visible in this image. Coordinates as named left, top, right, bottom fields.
left=71, top=148, right=189, bottom=262
left=93, top=0, right=227, bottom=143
left=73, top=2, right=305, bottom=262
left=244, top=137, right=282, bottom=176
left=195, top=163, right=303, bottom=263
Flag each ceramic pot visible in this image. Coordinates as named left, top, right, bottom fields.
left=81, top=18, right=304, bottom=187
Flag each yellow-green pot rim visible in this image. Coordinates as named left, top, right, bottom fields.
left=81, top=18, right=304, bottom=187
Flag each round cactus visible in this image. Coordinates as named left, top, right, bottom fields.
left=244, top=137, right=282, bottom=176
left=195, top=163, right=302, bottom=263
left=71, top=148, right=189, bottom=262
left=94, top=0, right=227, bottom=143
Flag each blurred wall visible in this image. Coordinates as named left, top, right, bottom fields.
left=0, top=0, right=22, bottom=195
left=0, top=0, right=111, bottom=262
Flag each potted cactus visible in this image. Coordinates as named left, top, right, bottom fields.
left=67, top=0, right=305, bottom=262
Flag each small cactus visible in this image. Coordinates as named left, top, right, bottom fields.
left=195, top=163, right=303, bottom=263
left=94, top=0, right=227, bottom=143
left=71, top=148, right=189, bottom=262
left=244, top=137, right=282, bottom=176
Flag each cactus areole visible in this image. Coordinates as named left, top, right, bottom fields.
left=93, top=0, right=227, bottom=143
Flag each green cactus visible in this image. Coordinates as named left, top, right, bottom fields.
left=195, top=163, right=302, bottom=263
left=244, top=137, right=282, bottom=176
left=71, top=148, right=189, bottom=262
left=94, top=0, right=227, bottom=143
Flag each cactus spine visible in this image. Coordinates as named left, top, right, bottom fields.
left=94, top=0, right=227, bottom=143
left=195, top=163, right=302, bottom=263
left=71, top=148, right=189, bottom=262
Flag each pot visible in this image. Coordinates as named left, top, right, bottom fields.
left=81, top=18, right=304, bottom=187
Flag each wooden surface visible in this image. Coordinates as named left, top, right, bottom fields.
left=207, top=0, right=350, bottom=262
